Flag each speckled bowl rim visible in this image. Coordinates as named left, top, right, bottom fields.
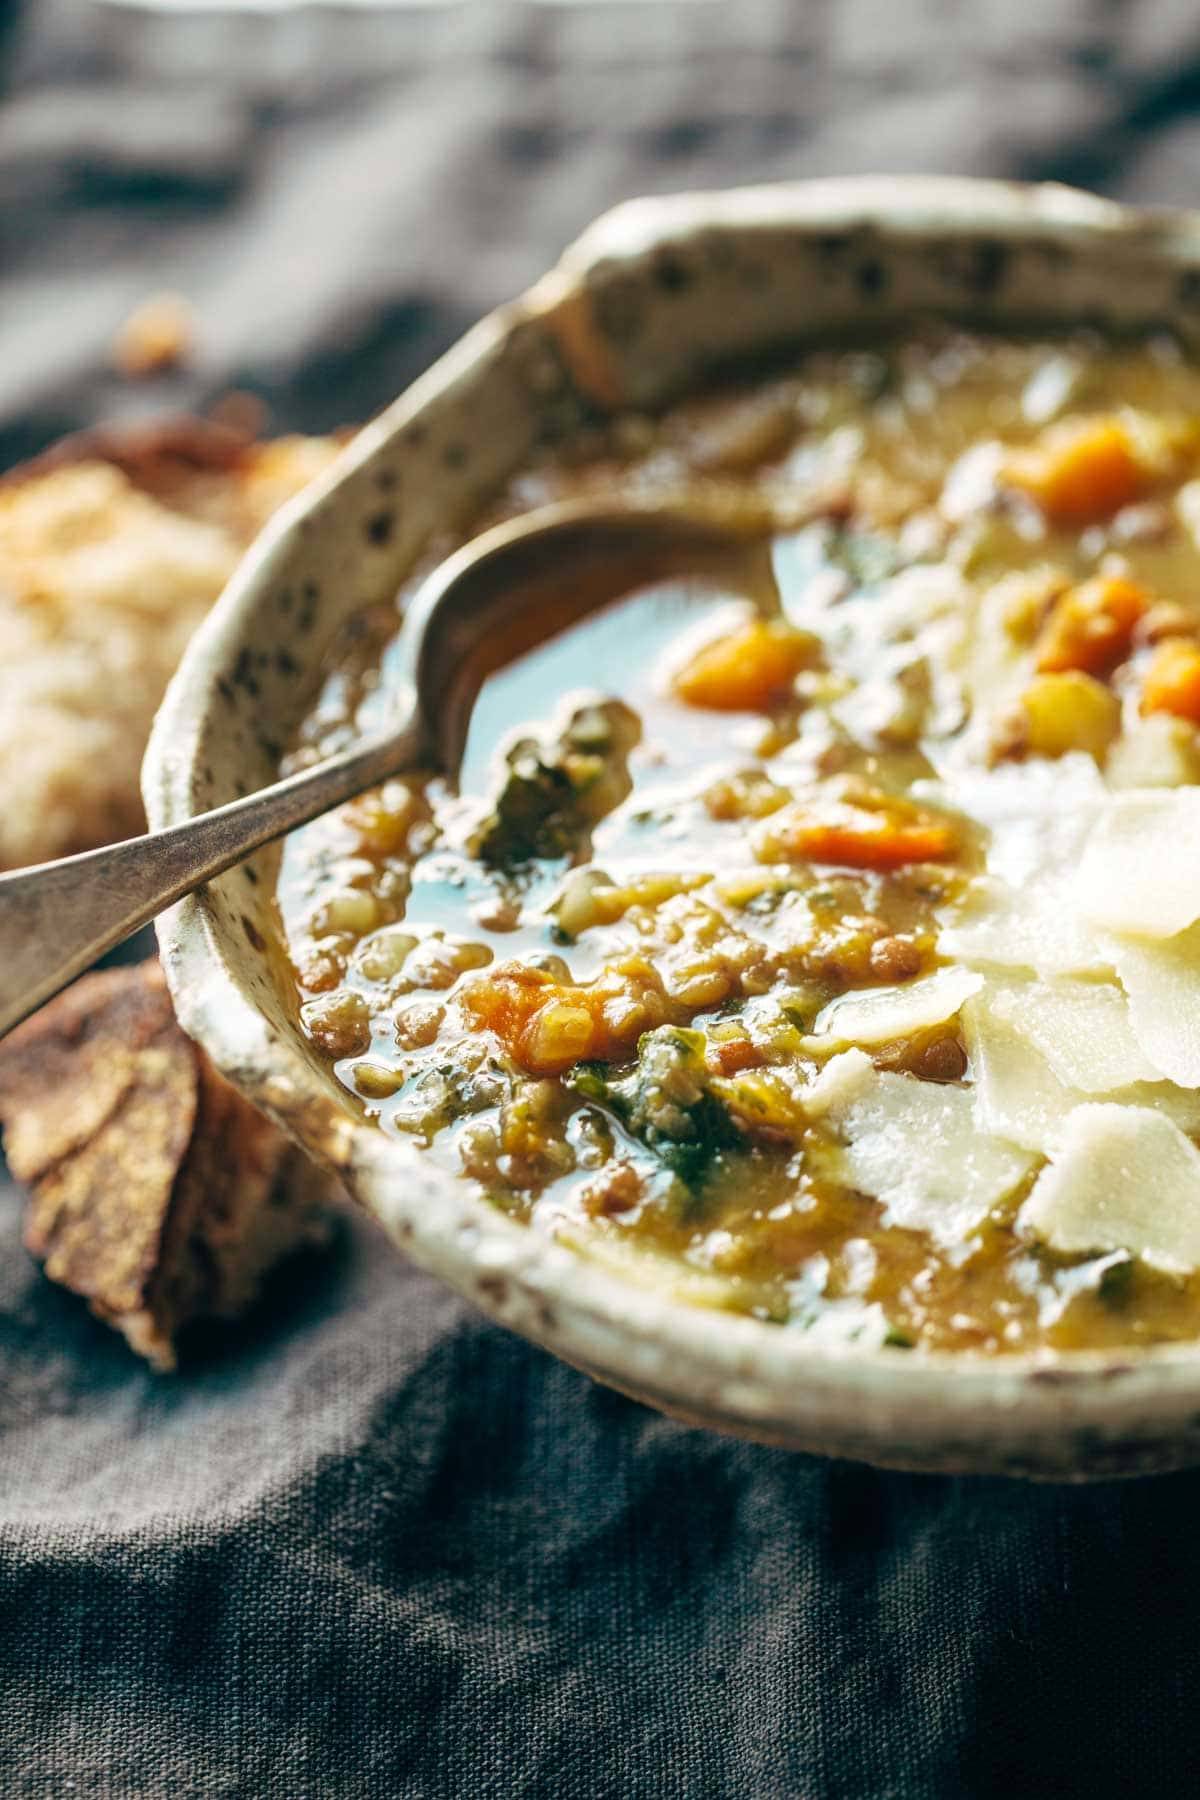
left=146, top=177, right=1200, bottom=1477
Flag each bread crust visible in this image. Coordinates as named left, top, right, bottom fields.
left=0, top=961, right=332, bottom=1369
left=0, top=413, right=344, bottom=869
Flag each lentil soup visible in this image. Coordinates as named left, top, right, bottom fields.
left=278, top=328, right=1200, bottom=1355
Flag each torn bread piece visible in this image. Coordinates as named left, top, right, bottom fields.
left=0, top=961, right=334, bottom=1370
left=0, top=416, right=345, bottom=869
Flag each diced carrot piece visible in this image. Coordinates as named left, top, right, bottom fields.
left=704, top=1035, right=766, bottom=1077
left=673, top=618, right=817, bottom=712
left=1141, top=639, right=1200, bottom=724
left=461, top=963, right=552, bottom=1051
left=1035, top=575, right=1149, bottom=676
left=755, top=796, right=957, bottom=871
left=462, top=959, right=668, bottom=1075
left=1005, top=416, right=1145, bottom=523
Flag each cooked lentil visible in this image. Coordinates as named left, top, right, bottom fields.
left=278, top=327, right=1200, bottom=1354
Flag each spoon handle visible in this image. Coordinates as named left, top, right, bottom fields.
left=0, top=717, right=425, bottom=1040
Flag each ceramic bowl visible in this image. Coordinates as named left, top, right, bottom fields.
left=144, top=177, right=1200, bottom=1479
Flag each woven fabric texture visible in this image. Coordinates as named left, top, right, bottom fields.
left=5, top=3, right=1200, bottom=1794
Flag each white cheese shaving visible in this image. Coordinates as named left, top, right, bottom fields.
left=989, top=979, right=1162, bottom=1094
left=926, top=754, right=1106, bottom=886
left=1020, top=1102, right=1200, bottom=1274
left=1077, top=789, right=1200, bottom=939
left=821, top=1067, right=1035, bottom=1245
left=964, top=987, right=1200, bottom=1155
left=939, top=875, right=1110, bottom=978
left=802, top=1048, right=876, bottom=1117
left=1106, top=714, right=1200, bottom=790
left=1102, top=922, right=1200, bottom=1088
left=930, top=757, right=1111, bottom=979
left=962, top=992, right=1083, bottom=1153
left=806, top=966, right=982, bottom=1049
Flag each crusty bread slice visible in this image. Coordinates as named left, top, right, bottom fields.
left=0, top=961, right=333, bottom=1370
left=0, top=415, right=343, bottom=869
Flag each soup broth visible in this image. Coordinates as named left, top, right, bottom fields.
left=278, top=328, right=1200, bottom=1354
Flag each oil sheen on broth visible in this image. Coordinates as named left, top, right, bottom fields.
left=278, top=328, right=1200, bottom=1355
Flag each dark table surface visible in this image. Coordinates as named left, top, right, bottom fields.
left=7, top=3, right=1200, bottom=1795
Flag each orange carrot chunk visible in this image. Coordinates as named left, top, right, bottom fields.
left=1141, top=639, right=1200, bottom=724
left=1035, top=574, right=1149, bottom=677
left=673, top=618, right=817, bottom=712
left=462, top=959, right=669, bottom=1075
left=755, top=794, right=957, bottom=872
left=1005, top=416, right=1145, bottom=524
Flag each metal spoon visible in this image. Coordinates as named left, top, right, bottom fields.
left=0, top=498, right=773, bottom=1039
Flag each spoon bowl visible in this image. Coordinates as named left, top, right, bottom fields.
left=0, top=499, right=767, bottom=1040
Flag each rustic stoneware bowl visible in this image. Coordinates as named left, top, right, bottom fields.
left=145, top=177, right=1200, bottom=1479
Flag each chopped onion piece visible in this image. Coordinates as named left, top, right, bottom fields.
left=807, top=966, right=982, bottom=1049
left=1020, top=1103, right=1200, bottom=1274
left=1077, top=790, right=1200, bottom=939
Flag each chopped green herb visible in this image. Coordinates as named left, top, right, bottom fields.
left=569, top=1026, right=743, bottom=1198
left=469, top=699, right=640, bottom=870
left=1097, top=1254, right=1136, bottom=1306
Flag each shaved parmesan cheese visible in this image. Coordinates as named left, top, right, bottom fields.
left=931, top=757, right=1111, bottom=979
left=989, top=979, right=1161, bottom=1093
left=821, top=1067, right=1035, bottom=1244
left=803, top=1048, right=875, bottom=1117
left=807, top=966, right=982, bottom=1049
left=1102, top=923, right=1200, bottom=1087
left=939, top=875, right=1110, bottom=978
left=962, top=993, right=1082, bottom=1152
left=924, top=754, right=1106, bottom=886
left=1123, top=1082, right=1200, bottom=1136
left=1107, top=714, right=1200, bottom=790
left=964, top=988, right=1200, bottom=1154
left=1077, top=790, right=1200, bottom=939
left=1020, top=1103, right=1200, bottom=1274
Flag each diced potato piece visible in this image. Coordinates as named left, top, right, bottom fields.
left=1034, top=575, right=1148, bottom=677
left=1141, top=638, right=1200, bottom=724
left=1019, top=670, right=1120, bottom=760
left=754, top=790, right=957, bottom=871
left=1005, top=416, right=1146, bottom=523
left=673, top=618, right=817, bottom=712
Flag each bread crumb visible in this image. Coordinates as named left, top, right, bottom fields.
left=113, top=291, right=194, bottom=378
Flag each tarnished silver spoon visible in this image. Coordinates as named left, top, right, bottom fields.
left=0, top=497, right=774, bottom=1039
